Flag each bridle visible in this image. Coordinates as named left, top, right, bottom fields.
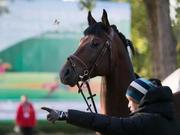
left=67, top=33, right=112, bottom=113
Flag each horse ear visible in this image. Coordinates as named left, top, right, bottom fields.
left=88, top=11, right=97, bottom=26
left=101, top=9, right=110, bottom=27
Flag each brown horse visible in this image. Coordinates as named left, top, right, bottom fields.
left=60, top=10, right=135, bottom=117
left=60, top=10, right=180, bottom=120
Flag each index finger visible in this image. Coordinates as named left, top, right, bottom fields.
left=41, top=107, right=53, bottom=112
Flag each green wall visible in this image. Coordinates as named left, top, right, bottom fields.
left=0, top=32, right=80, bottom=72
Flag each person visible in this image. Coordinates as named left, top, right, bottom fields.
left=16, top=95, right=36, bottom=135
left=41, top=78, right=180, bottom=135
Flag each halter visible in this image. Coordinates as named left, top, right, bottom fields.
left=67, top=34, right=112, bottom=113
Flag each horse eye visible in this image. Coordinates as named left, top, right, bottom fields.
left=91, top=42, right=99, bottom=47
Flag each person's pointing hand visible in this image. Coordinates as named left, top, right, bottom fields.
left=41, top=107, right=68, bottom=123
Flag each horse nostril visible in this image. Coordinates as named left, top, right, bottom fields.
left=64, top=67, right=71, bottom=78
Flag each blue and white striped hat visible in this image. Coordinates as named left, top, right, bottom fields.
left=126, top=78, right=156, bottom=103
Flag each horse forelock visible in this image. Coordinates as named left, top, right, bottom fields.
left=84, top=22, right=108, bottom=37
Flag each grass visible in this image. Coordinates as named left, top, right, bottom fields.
left=0, top=120, right=95, bottom=135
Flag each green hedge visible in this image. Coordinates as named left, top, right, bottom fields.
left=0, top=120, right=94, bottom=135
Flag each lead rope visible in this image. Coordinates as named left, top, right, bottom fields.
left=85, top=81, right=97, bottom=113
left=76, top=79, right=97, bottom=113
left=77, top=82, right=93, bottom=112
left=77, top=72, right=97, bottom=113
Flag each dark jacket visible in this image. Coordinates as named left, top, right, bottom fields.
left=66, top=86, right=180, bottom=135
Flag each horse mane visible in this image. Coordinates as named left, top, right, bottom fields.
left=84, top=23, right=134, bottom=55
left=110, top=25, right=134, bottom=55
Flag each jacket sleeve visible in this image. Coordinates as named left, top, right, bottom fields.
left=66, top=109, right=143, bottom=135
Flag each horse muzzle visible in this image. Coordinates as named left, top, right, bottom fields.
left=60, top=65, right=78, bottom=86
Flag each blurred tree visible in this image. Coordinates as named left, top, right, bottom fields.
left=143, top=0, right=177, bottom=79
left=113, top=0, right=178, bottom=79
left=130, top=0, right=151, bottom=77
left=172, top=0, right=180, bottom=67
left=79, top=0, right=96, bottom=11
left=121, top=0, right=179, bottom=79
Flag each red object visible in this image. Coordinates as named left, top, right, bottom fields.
left=16, top=102, right=36, bottom=127
left=0, top=65, right=6, bottom=74
left=42, top=82, right=59, bottom=91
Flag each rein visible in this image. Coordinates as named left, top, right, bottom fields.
left=67, top=35, right=111, bottom=113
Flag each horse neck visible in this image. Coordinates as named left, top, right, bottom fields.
left=110, top=56, right=134, bottom=89
left=100, top=37, right=135, bottom=117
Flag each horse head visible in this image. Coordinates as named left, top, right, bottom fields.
left=60, top=10, right=133, bottom=87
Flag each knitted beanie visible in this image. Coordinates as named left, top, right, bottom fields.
left=126, top=78, right=156, bottom=103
